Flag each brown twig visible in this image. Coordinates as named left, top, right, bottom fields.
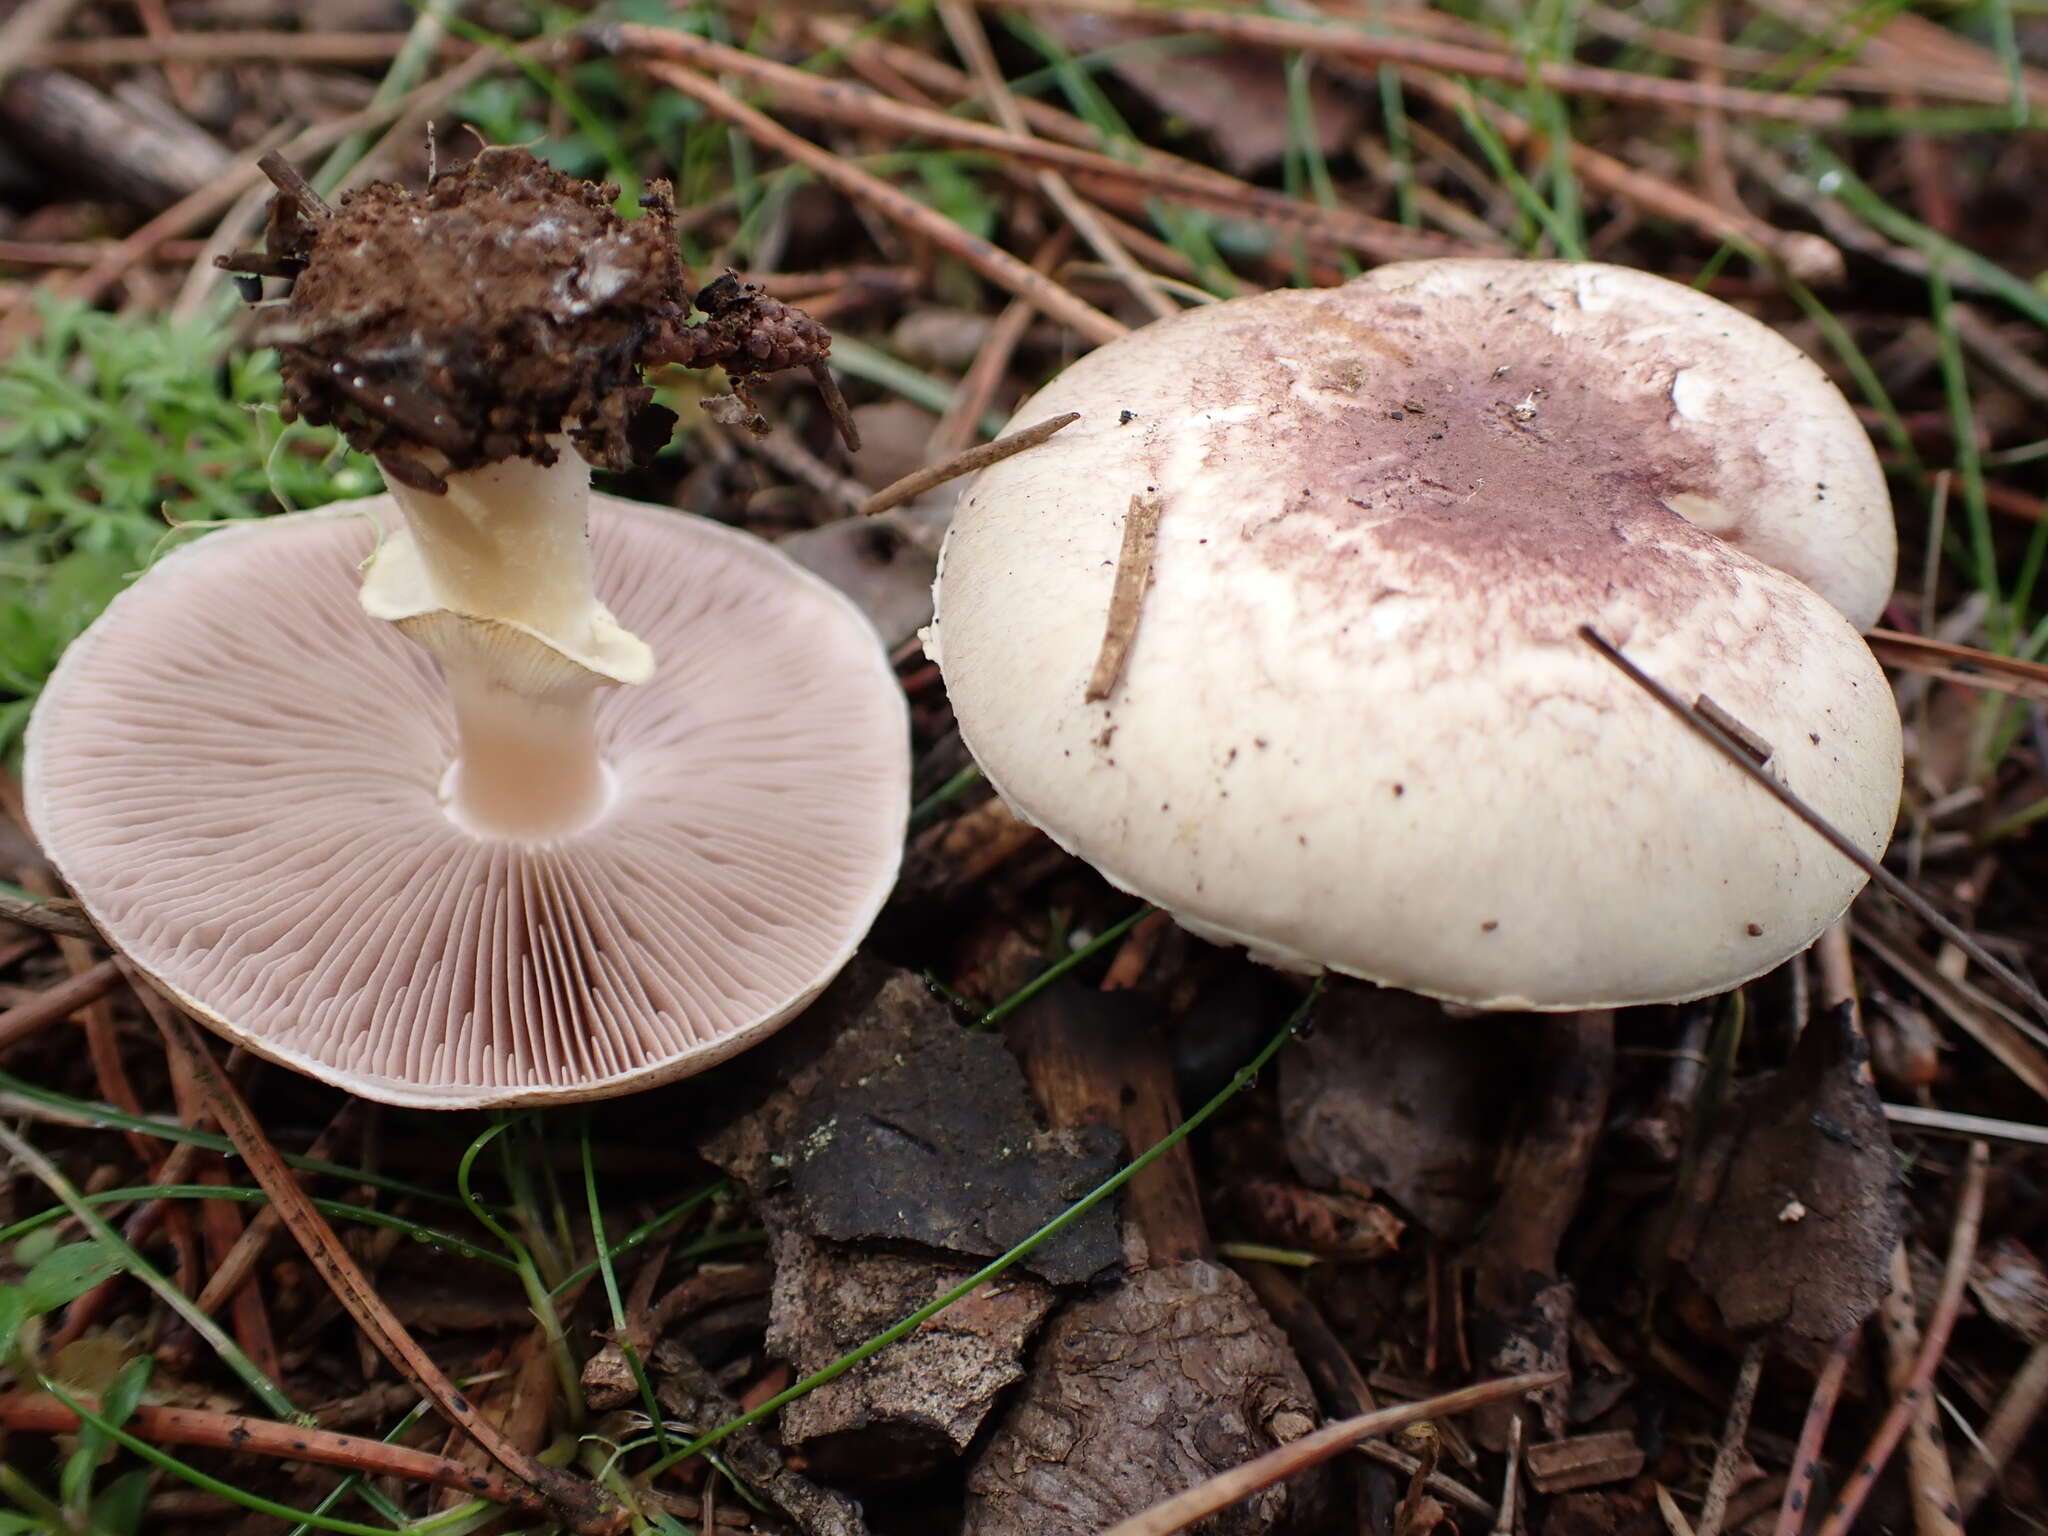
left=981, top=0, right=1848, bottom=123
left=621, top=55, right=1123, bottom=346
left=0, top=0, right=85, bottom=91
left=48, top=1121, right=207, bottom=1354
left=1580, top=625, right=2048, bottom=1029
left=195, top=1102, right=359, bottom=1318
left=1690, top=4, right=1744, bottom=216
left=1878, top=1242, right=1965, bottom=1536
left=646, top=1340, right=870, bottom=1536
left=1812, top=1141, right=1991, bottom=1536
left=254, top=149, right=332, bottom=221
left=806, top=361, right=862, bottom=455
left=935, top=0, right=1176, bottom=322
left=0, top=892, right=95, bottom=939
left=595, top=22, right=1469, bottom=268
left=1492, top=1414, right=1523, bottom=1536
left=1883, top=1102, right=2048, bottom=1147
left=1241, top=1263, right=1497, bottom=1522
left=1583, top=1, right=2036, bottom=104
left=1100, top=910, right=1173, bottom=994
left=928, top=229, right=1073, bottom=462
left=1817, top=911, right=1959, bottom=1535
left=1469, top=1008, right=1615, bottom=1445
left=1957, top=1335, right=2048, bottom=1517
left=0, top=958, right=121, bottom=1055
left=129, top=0, right=198, bottom=113
left=1085, top=491, right=1165, bottom=703
left=1098, top=1372, right=1564, bottom=1536
left=0, top=1391, right=548, bottom=1512
left=25, top=30, right=435, bottom=67
left=22, top=871, right=148, bottom=1170
left=129, top=977, right=624, bottom=1535
left=1773, top=1329, right=1861, bottom=1536
left=862, top=411, right=1080, bottom=517
left=1696, top=1339, right=1766, bottom=1536
left=1852, top=921, right=2048, bottom=1108
left=0, top=238, right=208, bottom=268
left=1744, top=0, right=2048, bottom=110
left=3, top=38, right=514, bottom=328
left=1406, top=75, right=1841, bottom=282
left=1867, top=628, right=2048, bottom=699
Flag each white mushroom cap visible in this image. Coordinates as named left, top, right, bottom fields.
left=27, top=496, right=909, bottom=1107
left=928, top=263, right=1903, bottom=1010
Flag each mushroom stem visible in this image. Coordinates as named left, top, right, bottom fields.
left=362, top=445, right=654, bottom=841
left=439, top=669, right=611, bottom=840
left=379, top=447, right=606, bottom=653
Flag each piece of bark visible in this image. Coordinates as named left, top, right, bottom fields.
left=1540, top=1484, right=1669, bottom=1536
left=762, top=1200, right=1057, bottom=1488
left=969, top=983, right=1326, bottom=1536
left=964, top=1260, right=1319, bottom=1536
left=789, top=1021, right=1123, bottom=1285
left=1, top=70, right=230, bottom=210
left=1469, top=1011, right=1616, bottom=1449
left=900, top=794, right=1046, bottom=898
left=1688, top=1004, right=1902, bottom=1339
left=1524, top=1431, right=1647, bottom=1494
left=1280, top=986, right=1522, bottom=1240
left=692, top=960, right=1094, bottom=1485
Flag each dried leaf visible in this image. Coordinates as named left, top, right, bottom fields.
left=1688, top=1008, right=1903, bottom=1338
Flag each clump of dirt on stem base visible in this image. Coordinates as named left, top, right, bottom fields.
left=225, top=146, right=837, bottom=488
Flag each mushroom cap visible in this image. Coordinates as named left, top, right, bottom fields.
left=27, top=496, right=909, bottom=1107
left=928, top=265, right=1903, bottom=1010
left=1352, top=259, right=1895, bottom=627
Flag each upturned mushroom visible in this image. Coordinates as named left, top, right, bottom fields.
left=927, top=259, right=1902, bottom=1010
left=26, top=150, right=909, bottom=1107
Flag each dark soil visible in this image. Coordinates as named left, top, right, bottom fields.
left=236, top=145, right=839, bottom=489
left=249, top=147, right=692, bottom=480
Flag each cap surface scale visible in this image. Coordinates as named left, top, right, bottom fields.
left=928, top=264, right=1903, bottom=1010
left=27, top=497, right=910, bottom=1107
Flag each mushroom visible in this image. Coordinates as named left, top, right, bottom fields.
left=926, top=259, right=1902, bottom=1010
left=24, top=150, right=909, bottom=1107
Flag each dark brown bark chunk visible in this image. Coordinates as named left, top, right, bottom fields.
left=962, top=1259, right=1319, bottom=1536
left=763, top=1211, right=1056, bottom=1490
left=694, top=963, right=1110, bottom=1487
left=1688, top=1005, right=1902, bottom=1339
left=789, top=1022, right=1124, bottom=1286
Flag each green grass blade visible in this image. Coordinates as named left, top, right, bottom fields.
left=0, top=1121, right=300, bottom=1422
